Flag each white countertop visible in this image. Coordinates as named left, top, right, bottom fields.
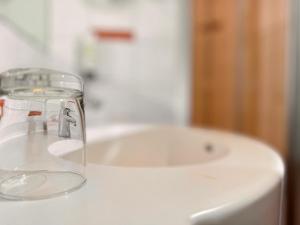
left=0, top=126, right=284, bottom=225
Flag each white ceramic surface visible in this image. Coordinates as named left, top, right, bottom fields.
left=0, top=125, right=284, bottom=225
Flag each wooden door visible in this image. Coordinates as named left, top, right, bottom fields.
left=192, top=0, right=288, bottom=156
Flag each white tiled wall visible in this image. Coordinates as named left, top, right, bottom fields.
left=0, top=0, right=191, bottom=125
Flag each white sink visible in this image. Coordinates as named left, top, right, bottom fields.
left=85, top=126, right=229, bottom=167
left=0, top=125, right=284, bottom=225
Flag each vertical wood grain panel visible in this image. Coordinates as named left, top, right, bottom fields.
left=238, top=0, right=261, bottom=136
left=256, top=0, right=288, bottom=152
left=192, top=0, right=239, bottom=130
left=192, top=0, right=288, bottom=156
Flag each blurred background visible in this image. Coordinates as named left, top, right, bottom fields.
left=0, top=0, right=296, bottom=224
left=0, top=0, right=191, bottom=126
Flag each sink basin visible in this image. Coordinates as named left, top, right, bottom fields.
left=85, top=126, right=229, bottom=167
left=0, top=125, right=284, bottom=225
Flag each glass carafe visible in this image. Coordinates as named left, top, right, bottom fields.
left=0, top=68, right=86, bottom=200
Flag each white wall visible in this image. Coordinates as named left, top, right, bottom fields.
left=0, top=0, right=191, bottom=125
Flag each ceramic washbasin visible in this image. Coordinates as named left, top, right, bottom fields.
left=0, top=125, right=284, bottom=225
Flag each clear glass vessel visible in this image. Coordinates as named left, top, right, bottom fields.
left=0, top=68, right=86, bottom=200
